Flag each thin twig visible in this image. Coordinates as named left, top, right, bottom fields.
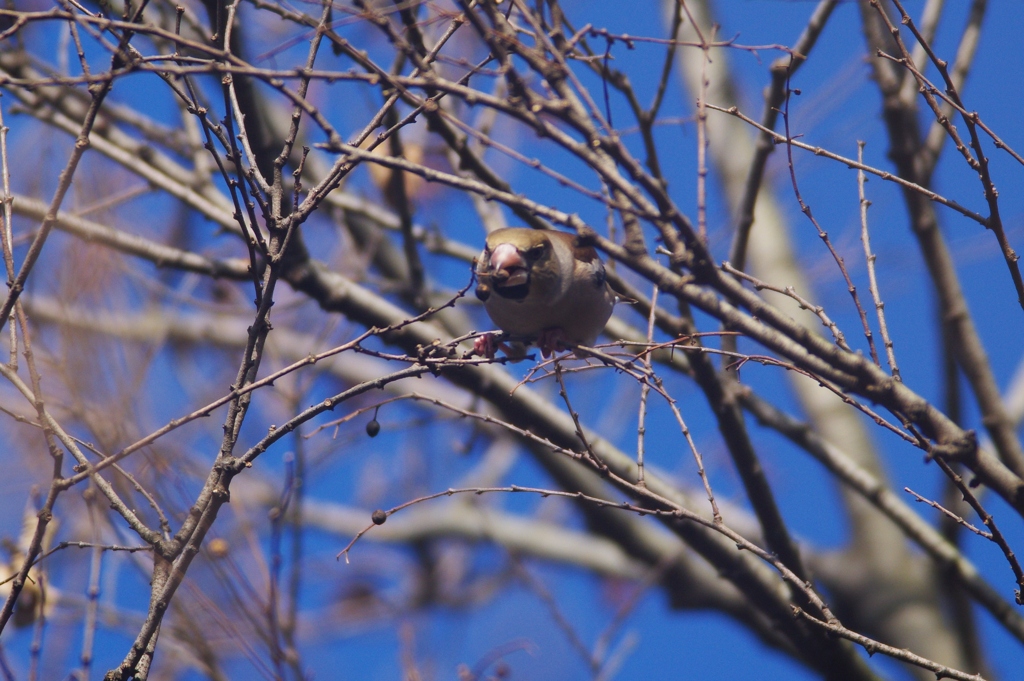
left=723, top=262, right=851, bottom=352
left=857, top=141, right=900, bottom=380
left=708, top=103, right=989, bottom=226
left=636, top=285, right=658, bottom=487
left=794, top=608, right=984, bottom=681
left=877, top=0, right=1024, bottom=312
left=905, top=487, right=989, bottom=539
left=0, top=96, right=17, bottom=368
left=933, top=458, right=1024, bottom=604
left=779, top=68, right=880, bottom=366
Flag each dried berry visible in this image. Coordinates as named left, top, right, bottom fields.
left=366, top=419, right=381, bottom=437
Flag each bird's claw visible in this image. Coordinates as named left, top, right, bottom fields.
left=472, top=333, right=502, bottom=359
left=473, top=330, right=576, bottom=361
left=536, top=328, right=571, bottom=358
left=472, top=333, right=533, bottom=362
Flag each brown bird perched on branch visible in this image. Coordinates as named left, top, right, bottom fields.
left=472, top=228, right=617, bottom=358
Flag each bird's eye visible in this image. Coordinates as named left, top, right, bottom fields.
left=527, top=243, right=547, bottom=259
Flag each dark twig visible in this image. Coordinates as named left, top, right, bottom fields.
left=779, top=68, right=880, bottom=366
left=933, top=458, right=1024, bottom=604
left=874, top=0, right=1024, bottom=312
left=728, top=0, right=839, bottom=273
left=905, top=487, right=989, bottom=539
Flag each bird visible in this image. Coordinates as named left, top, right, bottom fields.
left=472, top=227, right=617, bottom=358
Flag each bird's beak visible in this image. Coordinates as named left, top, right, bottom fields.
left=489, top=244, right=529, bottom=287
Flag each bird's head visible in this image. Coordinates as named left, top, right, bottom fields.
left=475, top=229, right=556, bottom=302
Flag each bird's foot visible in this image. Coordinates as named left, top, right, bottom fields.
left=472, top=332, right=503, bottom=359
left=472, top=333, right=534, bottom=362
left=537, top=328, right=571, bottom=359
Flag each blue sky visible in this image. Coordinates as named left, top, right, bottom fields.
left=4, top=0, right=1024, bottom=679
